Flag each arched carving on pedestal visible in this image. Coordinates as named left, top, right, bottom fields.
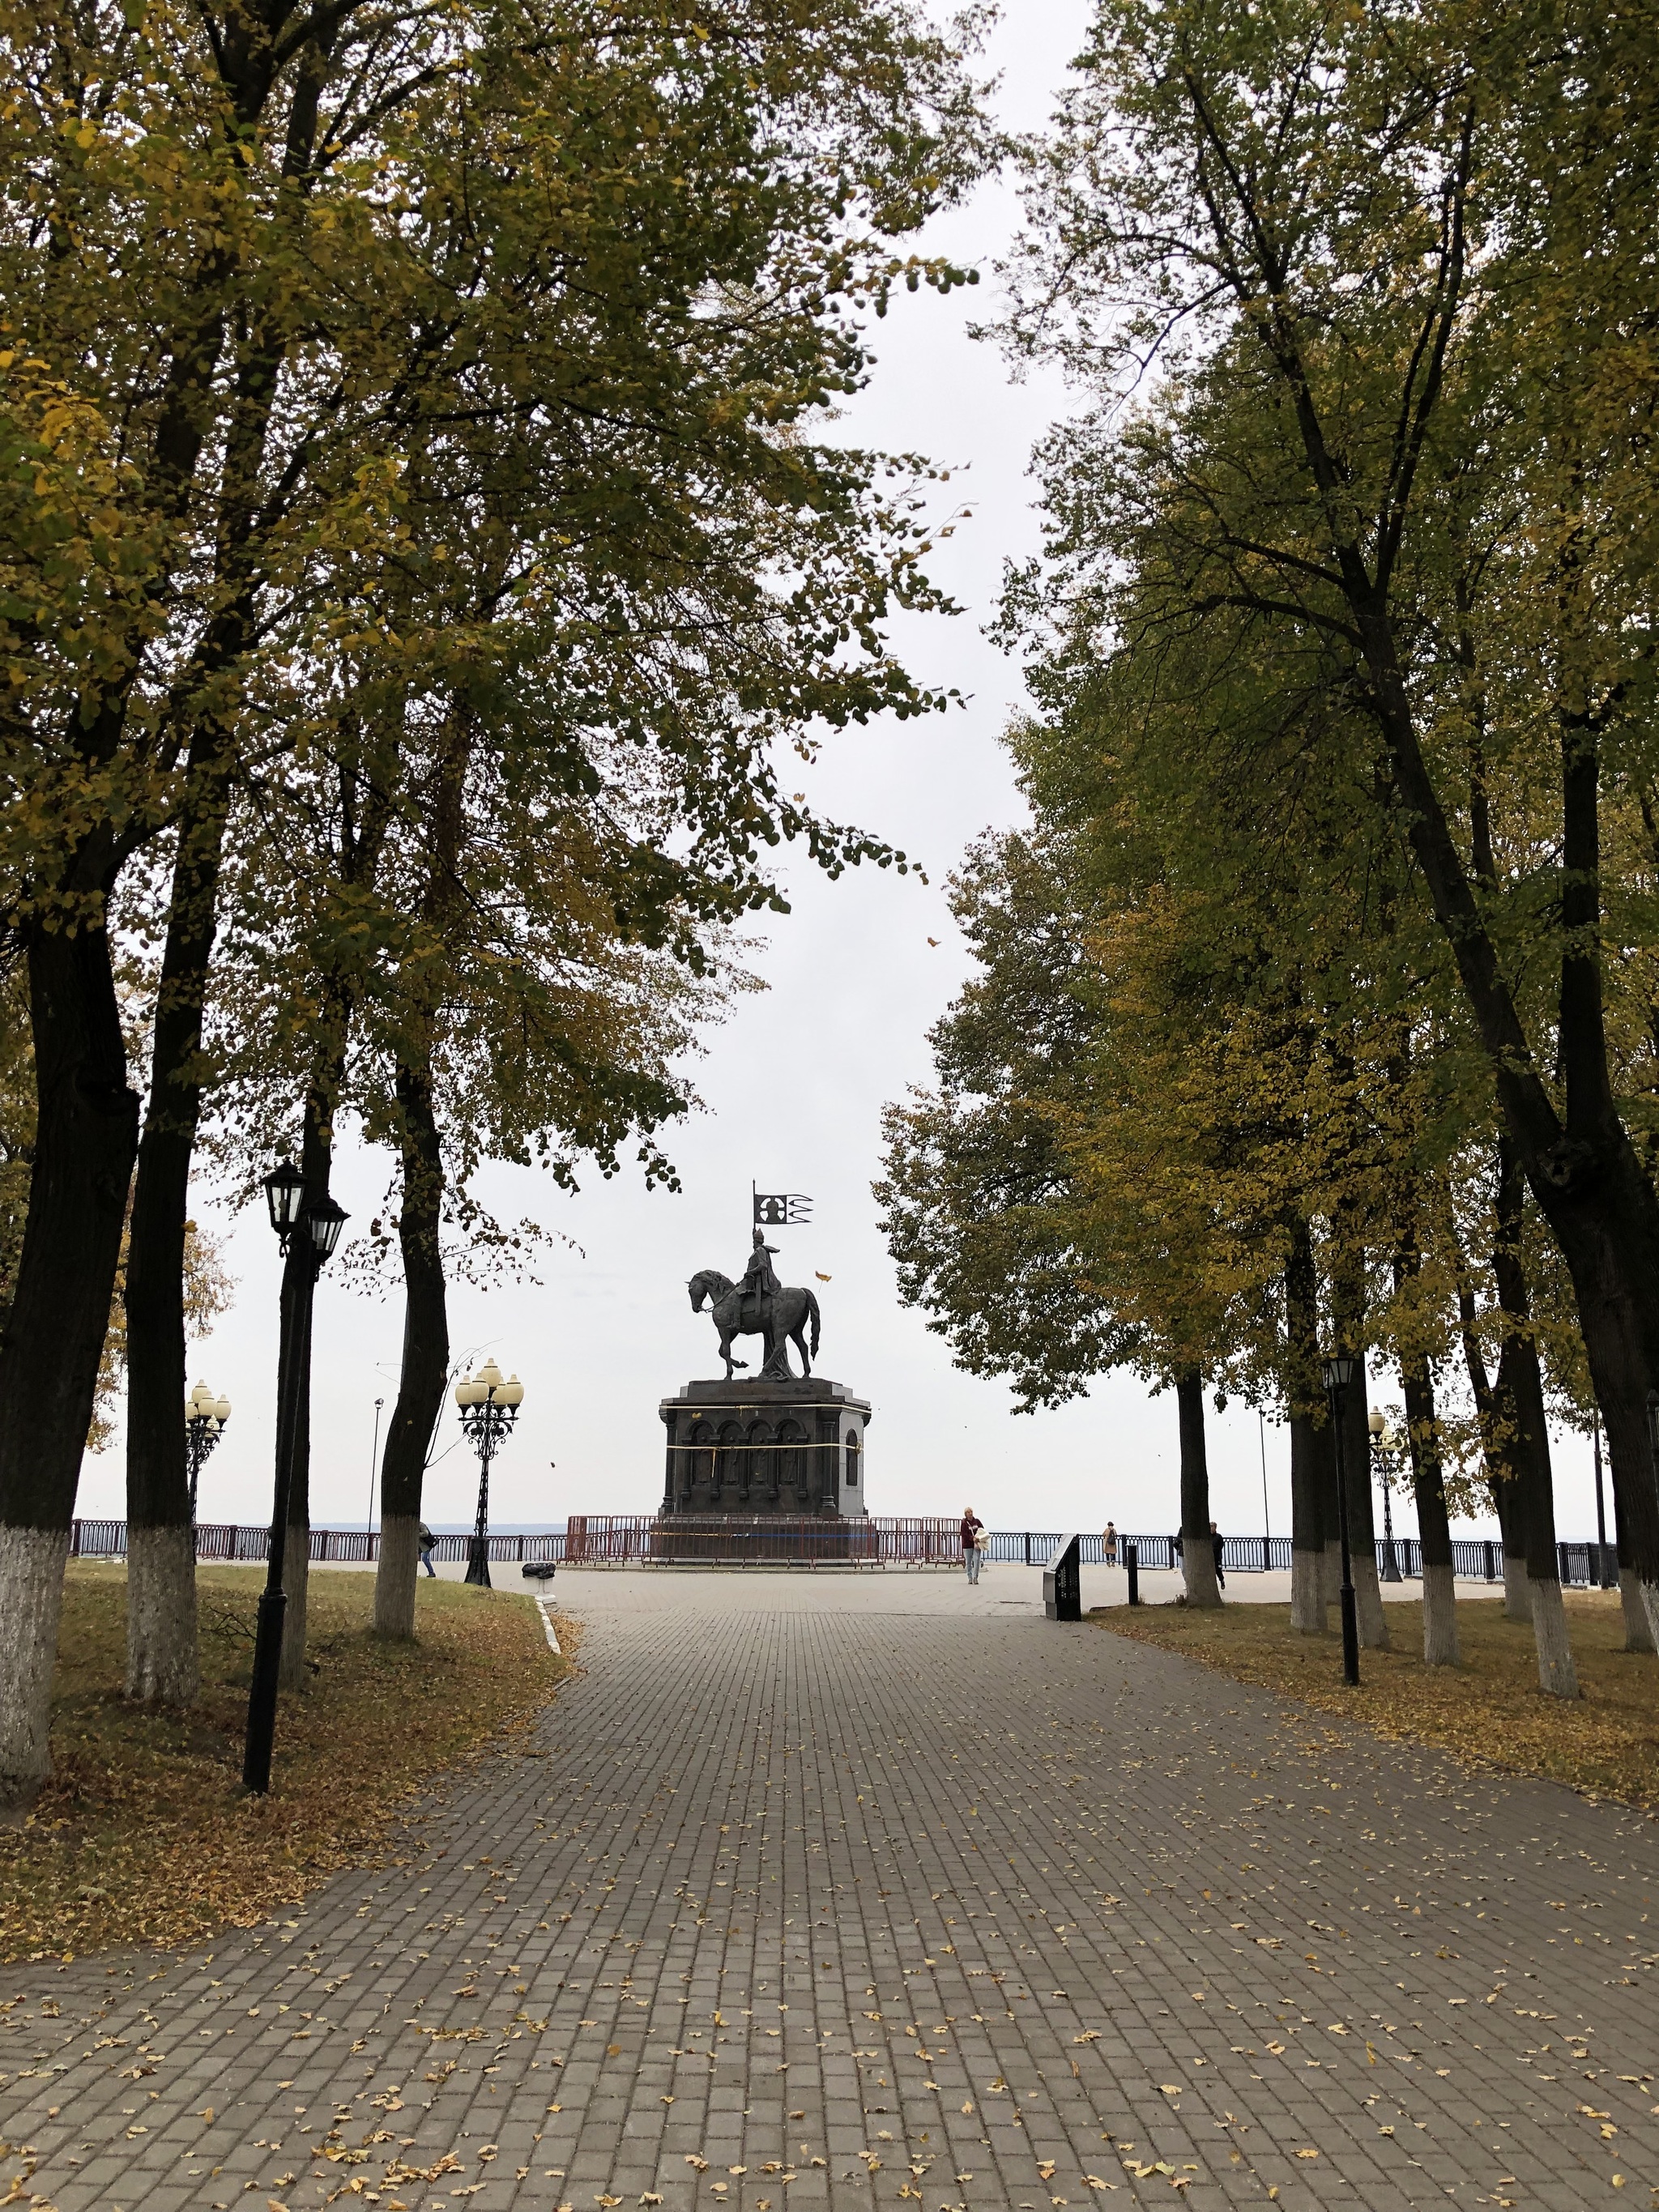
left=687, top=1422, right=714, bottom=1508
left=744, top=1419, right=771, bottom=1507
left=714, top=1419, right=743, bottom=1508
left=775, top=1417, right=807, bottom=1512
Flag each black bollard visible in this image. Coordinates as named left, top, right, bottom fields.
left=1043, top=1534, right=1082, bottom=1621
left=1126, top=1540, right=1140, bottom=1607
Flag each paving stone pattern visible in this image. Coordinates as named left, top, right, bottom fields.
left=5, top=1579, right=1659, bottom=2212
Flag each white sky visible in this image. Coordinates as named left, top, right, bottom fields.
left=76, top=0, right=1610, bottom=1549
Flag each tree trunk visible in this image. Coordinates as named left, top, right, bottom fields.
left=1618, top=1566, right=1656, bottom=1652
left=279, top=1514, right=311, bottom=1690
left=1494, top=1142, right=1579, bottom=1697
left=1175, top=1369, right=1220, bottom=1606
left=374, top=1056, right=450, bottom=1639
left=1331, top=1238, right=1388, bottom=1650
left=1285, top=1223, right=1327, bottom=1631
left=121, top=44, right=336, bottom=1705
left=1495, top=1481, right=1530, bottom=1621
left=1454, top=1253, right=1529, bottom=1618
left=1609, top=1417, right=1656, bottom=1649
left=124, top=776, right=231, bottom=1706
left=125, top=1524, right=201, bottom=1704
left=1394, top=1236, right=1457, bottom=1664
left=1618, top=1424, right=1654, bottom=1654
left=0, top=1525, right=73, bottom=1823
left=0, top=919, right=140, bottom=1817
left=1399, top=1353, right=1458, bottom=1667
left=1289, top=1413, right=1328, bottom=1632
left=1243, top=305, right=1659, bottom=1639
left=1354, top=612, right=1659, bottom=1643
left=1341, top=1362, right=1388, bottom=1649
left=277, top=1037, right=348, bottom=1691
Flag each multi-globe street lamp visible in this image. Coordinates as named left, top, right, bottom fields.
left=186, top=1379, right=232, bottom=1532
left=1367, top=1406, right=1403, bottom=1583
left=242, top=1158, right=348, bottom=1796
left=1321, top=1352, right=1362, bottom=1687
left=455, top=1357, right=525, bottom=1588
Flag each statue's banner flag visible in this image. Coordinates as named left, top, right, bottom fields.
left=754, top=1192, right=812, bottom=1226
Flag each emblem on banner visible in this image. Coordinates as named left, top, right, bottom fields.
left=753, top=1191, right=812, bottom=1226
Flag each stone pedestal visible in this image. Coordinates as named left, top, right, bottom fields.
left=659, top=1378, right=871, bottom=1519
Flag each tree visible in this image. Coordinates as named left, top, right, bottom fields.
left=0, top=0, right=987, bottom=1807
left=208, top=668, right=745, bottom=1646
left=997, top=0, right=1659, bottom=1652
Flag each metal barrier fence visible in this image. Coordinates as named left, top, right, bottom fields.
left=61, top=1519, right=1621, bottom=1585
left=1035, top=1530, right=1618, bottom=1588
left=66, top=1521, right=564, bottom=1565
left=565, top=1514, right=958, bottom=1565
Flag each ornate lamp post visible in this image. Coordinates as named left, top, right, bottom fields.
left=1367, top=1407, right=1402, bottom=1582
left=456, top=1358, right=524, bottom=1588
left=243, top=1159, right=348, bottom=1796
left=186, top=1379, right=232, bottom=1532
left=1321, top=1352, right=1362, bottom=1687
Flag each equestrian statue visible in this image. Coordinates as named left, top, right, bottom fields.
left=688, top=1230, right=821, bottom=1380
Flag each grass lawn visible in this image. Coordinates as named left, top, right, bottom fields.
left=1095, top=1590, right=1659, bottom=1810
left=0, top=1565, right=567, bottom=1964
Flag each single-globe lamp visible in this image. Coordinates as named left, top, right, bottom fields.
left=262, top=1158, right=305, bottom=1240
left=305, top=1195, right=348, bottom=1260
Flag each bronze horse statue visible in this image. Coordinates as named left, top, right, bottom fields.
left=688, top=1268, right=821, bottom=1381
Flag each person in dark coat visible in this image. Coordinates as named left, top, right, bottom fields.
left=961, top=1507, right=985, bottom=1584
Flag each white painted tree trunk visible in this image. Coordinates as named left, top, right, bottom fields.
left=1528, top=1577, right=1580, bottom=1698
left=375, top=1515, right=420, bottom=1639
left=125, top=1524, right=199, bottom=1704
left=1352, top=1550, right=1390, bottom=1649
left=1639, top=1576, right=1659, bottom=1656
left=1421, top=1560, right=1460, bottom=1667
left=1290, top=1549, right=1326, bottom=1633
left=1622, top=1567, right=1659, bottom=1653
left=1182, top=1542, right=1221, bottom=1608
left=0, top=1525, right=70, bottom=1818
left=279, top=1521, right=310, bottom=1690
left=1502, top=1556, right=1530, bottom=1621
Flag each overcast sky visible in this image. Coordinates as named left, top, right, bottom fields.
left=76, top=0, right=1610, bottom=1548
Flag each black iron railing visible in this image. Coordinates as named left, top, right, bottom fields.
left=60, top=1519, right=1621, bottom=1585
left=993, top=1530, right=1618, bottom=1587
left=66, top=1521, right=564, bottom=1564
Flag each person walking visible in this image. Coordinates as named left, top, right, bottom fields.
left=1102, top=1519, right=1119, bottom=1566
left=419, top=1521, right=437, bottom=1578
left=961, top=1507, right=985, bottom=1584
left=1209, top=1519, right=1226, bottom=1592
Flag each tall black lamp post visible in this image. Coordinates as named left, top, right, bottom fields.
left=186, top=1379, right=232, bottom=1532
left=456, top=1357, right=524, bottom=1588
left=1321, top=1352, right=1362, bottom=1686
left=242, top=1159, right=348, bottom=1796
left=1367, top=1406, right=1402, bottom=1582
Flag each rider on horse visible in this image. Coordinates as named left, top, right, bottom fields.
left=740, top=1230, right=780, bottom=1329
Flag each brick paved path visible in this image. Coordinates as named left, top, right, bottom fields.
left=5, top=1575, right=1659, bottom=2212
